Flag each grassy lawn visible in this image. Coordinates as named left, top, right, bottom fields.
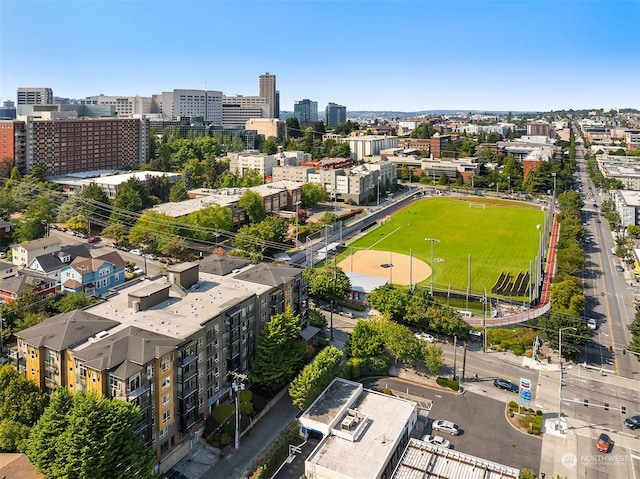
left=344, top=197, right=545, bottom=295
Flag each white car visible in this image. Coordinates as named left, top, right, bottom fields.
left=423, top=434, right=451, bottom=448
left=432, top=420, right=460, bottom=436
left=130, top=249, right=143, bottom=256
left=414, top=332, right=435, bottom=343
left=587, top=318, right=597, bottom=330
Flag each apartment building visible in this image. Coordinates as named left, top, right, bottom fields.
left=17, top=87, right=53, bottom=105
left=338, top=135, right=398, bottom=161
left=15, top=259, right=309, bottom=472
left=0, top=117, right=150, bottom=175
left=527, top=120, right=551, bottom=137
left=228, top=152, right=278, bottom=179
left=325, top=103, right=346, bottom=127
left=597, top=155, right=640, bottom=190
left=294, top=99, right=318, bottom=125
left=222, top=96, right=268, bottom=125
left=12, top=237, right=61, bottom=267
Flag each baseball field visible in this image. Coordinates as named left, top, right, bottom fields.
left=339, top=197, right=545, bottom=295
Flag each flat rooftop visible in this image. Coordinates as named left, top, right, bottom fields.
left=305, top=383, right=416, bottom=479
left=391, top=438, right=520, bottom=479
left=85, top=272, right=270, bottom=339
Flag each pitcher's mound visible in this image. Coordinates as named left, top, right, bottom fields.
left=338, top=250, right=431, bottom=286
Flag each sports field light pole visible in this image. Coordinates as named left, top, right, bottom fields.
left=424, top=238, right=440, bottom=296
left=558, top=326, right=577, bottom=433
left=536, top=224, right=543, bottom=301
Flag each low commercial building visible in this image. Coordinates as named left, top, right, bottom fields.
left=300, top=378, right=418, bottom=479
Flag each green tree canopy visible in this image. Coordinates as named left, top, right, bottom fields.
left=27, top=389, right=155, bottom=479
left=346, top=320, right=385, bottom=358
left=250, top=307, right=307, bottom=395
left=301, top=183, right=329, bottom=208
left=303, top=265, right=351, bottom=304
left=169, top=180, right=189, bottom=202
left=238, top=190, right=266, bottom=224
left=289, top=346, right=344, bottom=410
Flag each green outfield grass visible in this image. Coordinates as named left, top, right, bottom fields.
left=345, top=197, right=545, bottom=295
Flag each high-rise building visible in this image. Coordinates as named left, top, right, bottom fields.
left=527, top=121, right=551, bottom=137
left=17, top=87, right=53, bottom=105
left=0, top=117, right=149, bottom=175
left=294, top=99, right=318, bottom=125
left=80, top=94, right=155, bottom=117
left=159, top=89, right=222, bottom=123
left=259, top=72, right=277, bottom=119
left=325, top=102, right=347, bottom=127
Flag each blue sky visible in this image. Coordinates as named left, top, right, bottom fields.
left=1, top=0, right=639, bottom=112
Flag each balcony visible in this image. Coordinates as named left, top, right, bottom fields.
left=127, top=384, right=150, bottom=400
left=177, top=354, right=197, bottom=368
left=176, top=383, right=198, bottom=400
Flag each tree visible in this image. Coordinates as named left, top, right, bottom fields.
left=81, top=182, right=111, bottom=221
left=0, top=365, right=48, bottom=452
left=27, top=389, right=155, bottom=479
left=262, top=136, right=278, bottom=155
left=65, top=214, right=88, bottom=233
left=346, top=320, right=385, bottom=358
left=169, top=180, right=189, bottom=202
left=233, top=215, right=289, bottom=259
left=381, top=320, right=422, bottom=364
left=301, top=183, right=329, bottom=208
left=101, top=223, right=129, bottom=244
left=160, top=236, right=190, bottom=259
left=238, top=190, right=265, bottom=224
left=250, top=307, right=307, bottom=395
left=110, top=187, right=143, bottom=224
left=308, top=308, right=328, bottom=329
left=438, top=172, right=449, bottom=185
left=303, top=265, right=351, bottom=304
left=424, top=344, right=445, bottom=376
left=367, top=285, right=408, bottom=323
left=289, top=346, right=344, bottom=410
left=56, top=292, right=95, bottom=313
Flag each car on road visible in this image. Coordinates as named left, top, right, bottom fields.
left=144, top=253, right=157, bottom=260
left=414, top=332, right=435, bottom=343
left=493, top=378, right=519, bottom=393
left=616, top=265, right=625, bottom=272
left=432, top=420, right=460, bottom=436
left=587, top=318, right=597, bottom=330
left=87, top=236, right=101, bottom=243
left=423, top=434, right=451, bottom=448
left=130, top=249, right=143, bottom=256
left=624, top=415, right=640, bottom=430
left=595, top=433, right=612, bottom=453
left=340, top=311, right=354, bottom=318
left=133, top=268, right=145, bottom=276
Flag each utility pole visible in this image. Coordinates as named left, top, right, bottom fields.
left=230, top=372, right=248, bottom=449
left=461, top=343, right=467, bottom=382
left=452, top=335, right=458, bottom=381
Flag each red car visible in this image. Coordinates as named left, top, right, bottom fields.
left=87, top=236, right=101, bottom=243
left=595, top=433, right=611, bottom=453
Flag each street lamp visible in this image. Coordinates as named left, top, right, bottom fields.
left=551, top=172, right=557, bottom=197
left=294, top=200, right=302, bottom=248
left=424, top=238, right=440, bottom=296
left=558, top=326, right=577, bottom=433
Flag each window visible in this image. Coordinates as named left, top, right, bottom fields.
left=162, top=393, right=170, bottom=406
left=162, top=410, right=171, bottom=423
left=161, top=358, right=170, bottom=372
left=159, top=427, right=168, bottom=439
left=162, top=377, right=171, bottom=389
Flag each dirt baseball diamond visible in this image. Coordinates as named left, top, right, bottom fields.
left=338, top=249, right=432, bottom=286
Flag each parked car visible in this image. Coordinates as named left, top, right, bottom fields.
left=595, top=433, right=612, bottom=453
left=87, top=236, right=101, bottom=243
left=133, top=268, right=145, bottom=276
left=431, top=420, right=460, bottom=436
left=624, top=415, right=640, bottom=430
left=616, top=265, right=625, bottom=272
left=340, top=311, right=354, bottom=318
left=587, top=318, right=597, bottom=330
left=414, top=332, right=435, bottom=343
left=130, top=249, right=143, bottom=256
left=423, top=434, right=451, bottom=448
left=144, top=253, right=157, bottom=260
left=493, top=378, right=519, bottom=393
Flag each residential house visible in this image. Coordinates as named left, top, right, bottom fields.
left=0, top=219, right=15, bottom=244
left=26, top=244, right=92, bottom=286
left=0, top=260, right=18, bottom=280
left=11, top=237, right=61, bottom=267
left=61, top=251, right=126, bottom=296
left=0, top=269, right=56, bottom=302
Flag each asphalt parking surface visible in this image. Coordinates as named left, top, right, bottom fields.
left=362, top=377, right=542, bottom=472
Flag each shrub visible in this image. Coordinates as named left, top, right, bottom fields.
left=536, top=410, right=543, bottom=416
left=508, top=400, right=518, bottom=409
left=250, top=421, right=301, bottom=479
left=436, top=377, right=459, bottom=391
left=381, top=388, right=392, bottom=395
left=212, top=403, right=235, bottom=425
left=510, top=344, right=525, bottom=356
left=346, top=355, right=390, bottom=379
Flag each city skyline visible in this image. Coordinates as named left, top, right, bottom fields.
left=1, top=0, right=639, bottom=113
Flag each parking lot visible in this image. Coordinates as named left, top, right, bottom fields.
left=362, top=377, right=542, bottom=472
